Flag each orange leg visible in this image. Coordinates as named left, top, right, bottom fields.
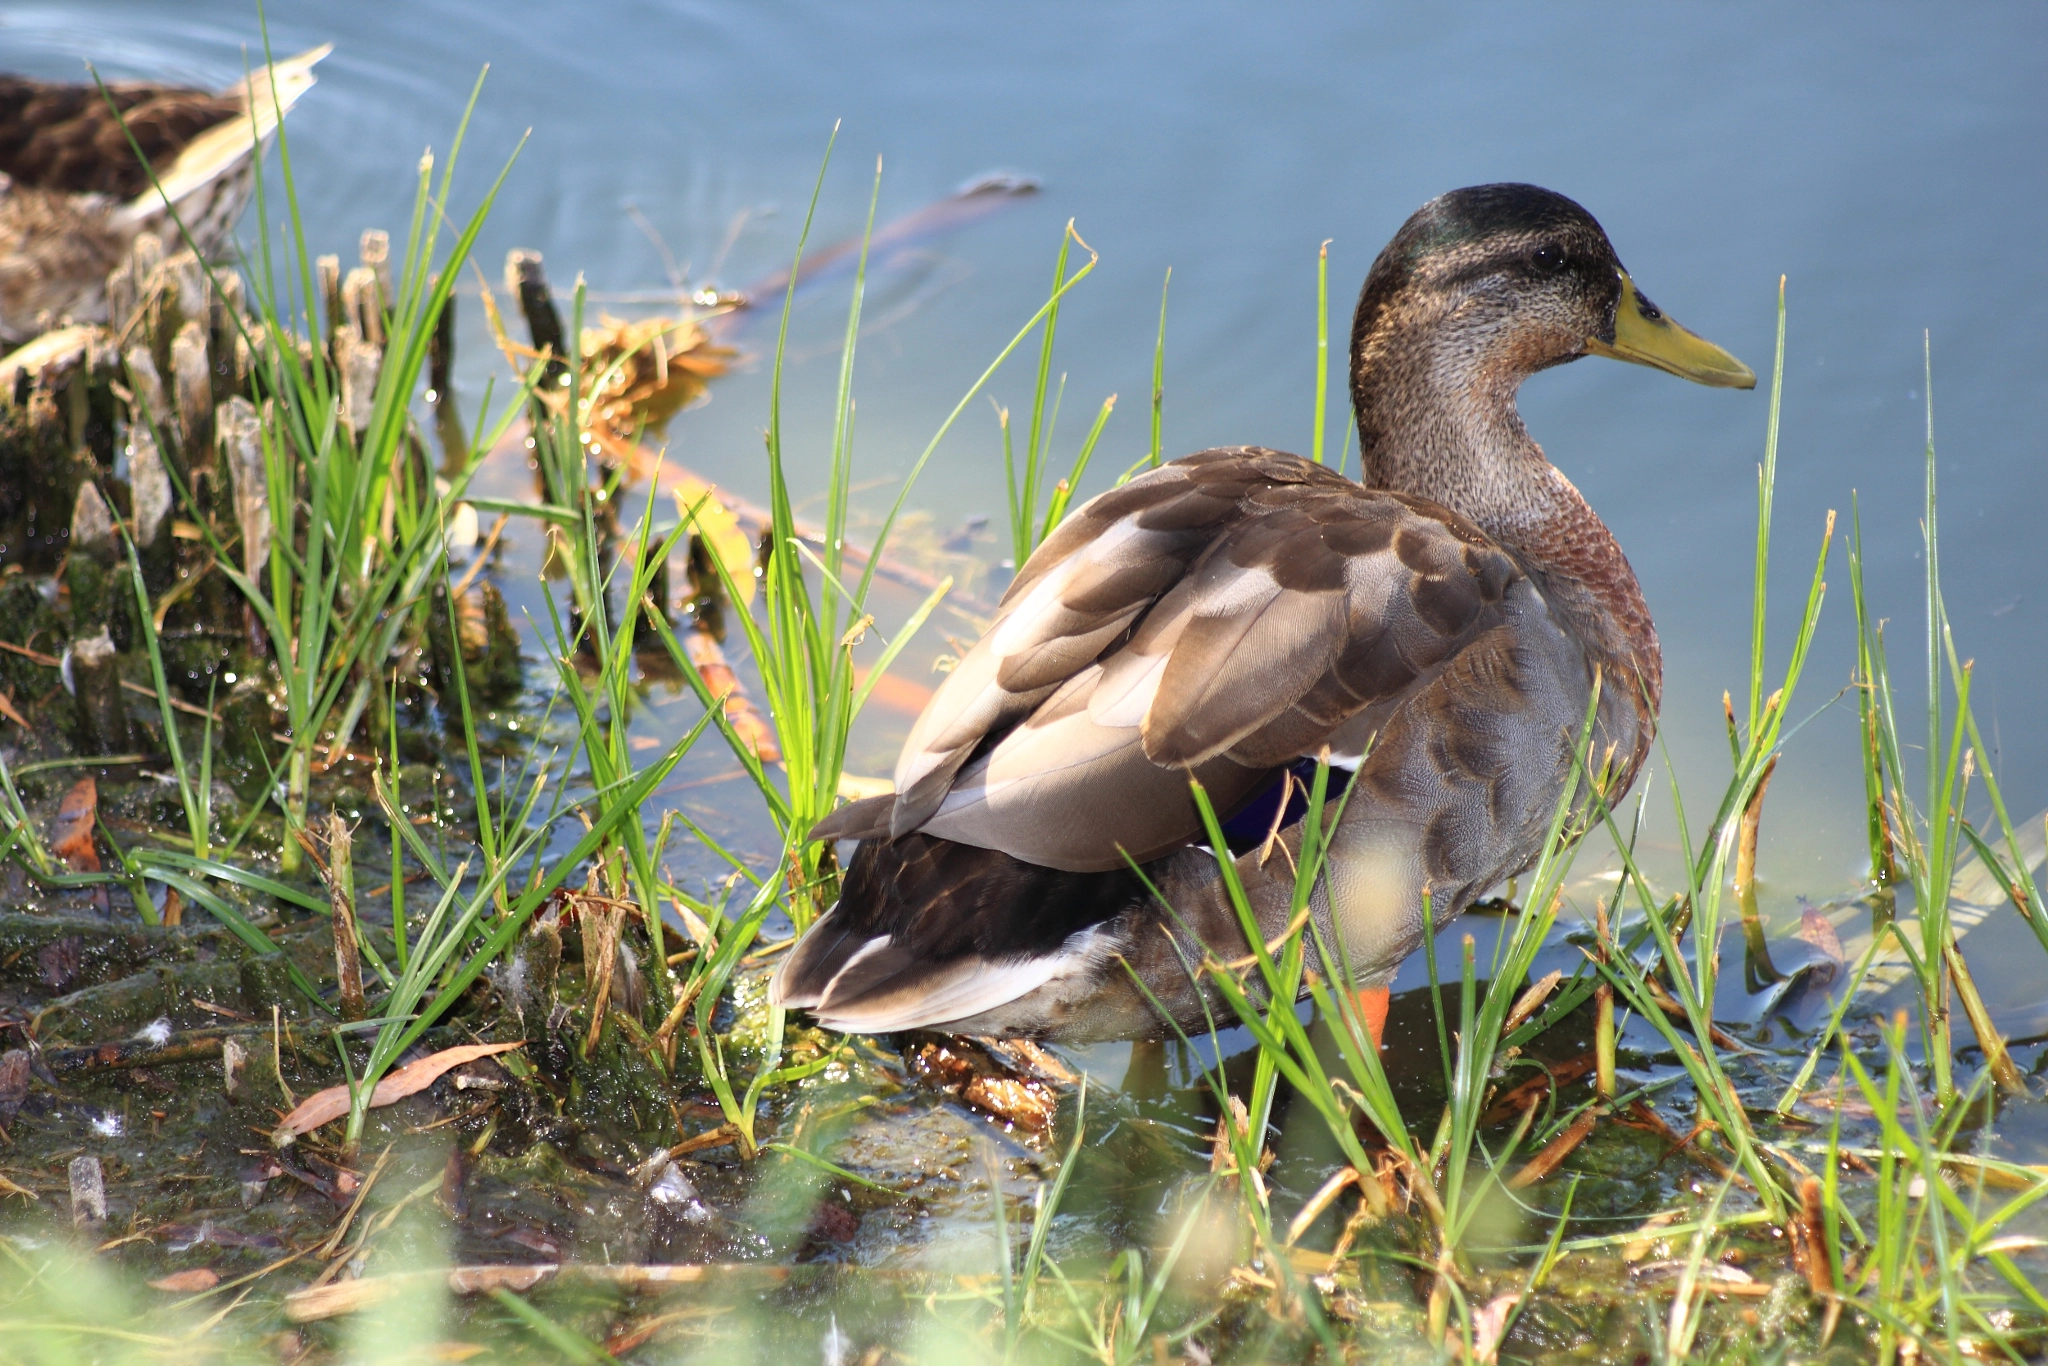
left=1355, top=984, right=1391, bottom=1051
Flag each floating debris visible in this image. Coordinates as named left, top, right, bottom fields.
left=49, top=776, right=99, bottom=871
left=221, top=1034, right=247, bottom=1095
left=579, top=313, right=734, bottom=465
left=907, top=1036, right=1056, bottom=1132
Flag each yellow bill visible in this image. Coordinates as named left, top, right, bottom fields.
left=1585, top=272, right=1756, bottom=389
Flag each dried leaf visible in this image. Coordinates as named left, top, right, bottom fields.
left=580, top=903, right=625, bottom=1055
left=961, top=1074, right=1054, bottom=1130
left=273, top=1042, right=524, bottom=1144
left=668, top=1124, right=738, bottom=1158
left=1480, top=1052, right=1596, bottom=1126
left=51, top=777, right=99, bottom=872
left=69, top=1154, right=106, bottom=1223
left=1630, top=1259, right=1766, bottom=1294
left=323, top=813, right=365, bottom=1022
left=286, top=1262, right=792, bottom=1323
left=977, top=1037, right=1079, bottom=1085
left=671, top=479, right=755, bottom=607
left=581, top=316, right=734, bottom=453
left=0, top=689, right=26, bottom=728
left=682, top=623, right=780, bottom=761
left=149, top=1268, right=220, bottom=1292
left=1622, top=1208, right=1683, bottom=1262
left=1796, top=1173, right=1844, bottom=1346
left=1285, top=1166, right=1360, bottom=1247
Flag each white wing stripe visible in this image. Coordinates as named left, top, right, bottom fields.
left=811, top=926, right=1116, bottom=1034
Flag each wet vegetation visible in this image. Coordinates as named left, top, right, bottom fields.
left=2, top=54, right=2047, bottom=1366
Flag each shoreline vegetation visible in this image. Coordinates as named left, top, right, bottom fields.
left=0, top=51, right=2044, bottom=1366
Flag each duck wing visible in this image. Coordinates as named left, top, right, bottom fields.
left=818, top=446, right=1520, bottom=872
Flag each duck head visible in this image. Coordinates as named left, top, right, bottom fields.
left=1349, top=183, right=1752, bottom=529
left=1352, top=182, right=1754, bottom=396
left=1346, top=183, right=1756, bottom=721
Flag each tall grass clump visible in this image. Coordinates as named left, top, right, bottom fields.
left=1179, top=712, right=1600, bottom=1345
left=522, top=279, right=702, bottom=1015
left=612, top=144, right=1108, bottom=1144
left=87, top=50, right=713, bottom=1144
left=1841, top=344, right=2039, bottom=1106
left=662, top=142, right=1110, bottom=930
left=1564, top=281, right=1830, bottom=1215
left=107, top=55, right=526, bottom=877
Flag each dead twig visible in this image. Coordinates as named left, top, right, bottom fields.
left=313, top=1146, right=391, bottom=1262
left=669, top=1124, right=739, bottom=1159
left=1508, top=1111, right=1599, bottom=1189
left=286, top=1262, right=796, bottom=1323
left=0, top=639, right=219, bottom=720
left=737, top=936, right=795, bottom=968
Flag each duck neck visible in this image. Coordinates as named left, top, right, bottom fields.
left=1349, top=300, right=1662, bottom=714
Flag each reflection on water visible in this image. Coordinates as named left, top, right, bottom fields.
left=7, top=3, right=2046, bottom=993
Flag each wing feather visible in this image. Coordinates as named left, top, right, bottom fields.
left=856, top=448, right=1517, bottom=869
left=1143, top=583, right=1348, bottom=766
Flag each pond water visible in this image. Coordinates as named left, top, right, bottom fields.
left=7, top=4, right=2046, bottom=1010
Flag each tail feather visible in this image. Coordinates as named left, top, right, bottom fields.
left=771, top=911, right=1114, bottom=1036
left=807, top=792, right=896, bottom=844
left=808, top=950, right=1083, bottom=1035
left=766, top=904, right=866, bottom=1009
left=770, top=829, right=1150, bottom=1035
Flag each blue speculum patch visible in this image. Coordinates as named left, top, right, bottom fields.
left=1218, top=757, right=1354, bottom=854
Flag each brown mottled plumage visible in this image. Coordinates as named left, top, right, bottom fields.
left=0, top=76, right=240, bottom=199
left=772, top=184, right=1754, bottom=1043
left=0, top=47, right=327, bottom=343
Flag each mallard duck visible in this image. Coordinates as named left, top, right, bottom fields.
left=0, top=45, right=327, bottom=343
left=770, top=184, right=1753, bottom=1047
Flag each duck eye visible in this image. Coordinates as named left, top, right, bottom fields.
left=1530, top=244, right=1566, bottom=273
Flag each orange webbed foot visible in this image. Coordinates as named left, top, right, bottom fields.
left=1355, top=985, right=1391, bottom=1051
